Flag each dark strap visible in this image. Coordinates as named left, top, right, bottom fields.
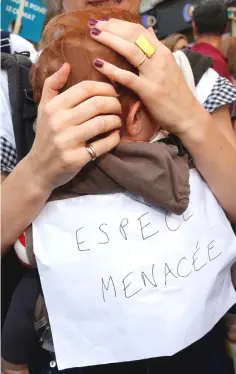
left=183, top=48, right=213, bottom=86
left=1, top=53, right=37, bottom=161
left=1, top=31, right=11, bottom=54
left=158, top=134, right=191, bottom=162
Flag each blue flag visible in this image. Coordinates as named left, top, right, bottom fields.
left=1, top=0, right=47, bottom=43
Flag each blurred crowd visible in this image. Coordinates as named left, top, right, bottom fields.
left=161, top=1, right=236, bottom=129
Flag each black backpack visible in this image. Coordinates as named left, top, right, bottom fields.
left=1, top=49, right=213, bottom=163
left=1, top=52, right=37, bottom=163
left=1, top=48, right=38, bottom=327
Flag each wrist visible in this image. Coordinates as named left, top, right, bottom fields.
left=21, top=154, right=54, bottom=197
left=177, top=106, right=213, bottom=146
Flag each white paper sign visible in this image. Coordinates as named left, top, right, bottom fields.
left=33, top=170, right=236, bottom=370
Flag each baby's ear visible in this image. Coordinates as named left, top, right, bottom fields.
left=126, top=101, right=142, bottom=137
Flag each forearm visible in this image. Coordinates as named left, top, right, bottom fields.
left=1, top=156, right=52, bottom=254
left=181, top=110, right=236, bottom=223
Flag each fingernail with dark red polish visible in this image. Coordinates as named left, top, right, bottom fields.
left=88, top=19, right=98, bottom=26
left=91, top=28, right=101, bottom=36
left=94, top=59, right=104, bottom=68
left=101, top=17, right=110, bottom=21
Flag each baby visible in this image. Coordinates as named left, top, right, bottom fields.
left=2, top=8, right=191, bottom=374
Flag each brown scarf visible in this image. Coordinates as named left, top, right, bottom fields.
left=51, top=141, right=190, bottom=215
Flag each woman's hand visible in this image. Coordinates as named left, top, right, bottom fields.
left=1, top=64, right=122, bottom=251
left=89, top=19, right=236, bottom=221
left=89, top=19, right=206, bottom=136
left=28, top=63, right=122, bottom=191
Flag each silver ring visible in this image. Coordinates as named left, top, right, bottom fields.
left=86, top=144, right=97, bottom=161
left=137, top=54, right=147, bottom=68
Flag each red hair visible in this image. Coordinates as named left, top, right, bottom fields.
left=32, top=9, right=140, bottom=124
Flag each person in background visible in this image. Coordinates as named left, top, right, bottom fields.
left=221, top=36, right=236, bottom=85
left=0, top=32, right=36, bottom=55
left=191, top=0, right=231, bottom=81
left=161, top=33, right=189, bottom=52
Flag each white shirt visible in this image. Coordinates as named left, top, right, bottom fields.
left=8, top=33, right=36, bottom=55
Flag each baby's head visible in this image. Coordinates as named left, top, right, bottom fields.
left=32, top=9, right=158, bottom=141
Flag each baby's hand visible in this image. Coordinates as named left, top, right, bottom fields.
left=226, top=313, right=236, bottom=342
left=1, top=359, right=29, bottom=374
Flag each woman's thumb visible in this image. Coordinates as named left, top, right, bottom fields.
left=40, top=63, right=71, bottom=104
